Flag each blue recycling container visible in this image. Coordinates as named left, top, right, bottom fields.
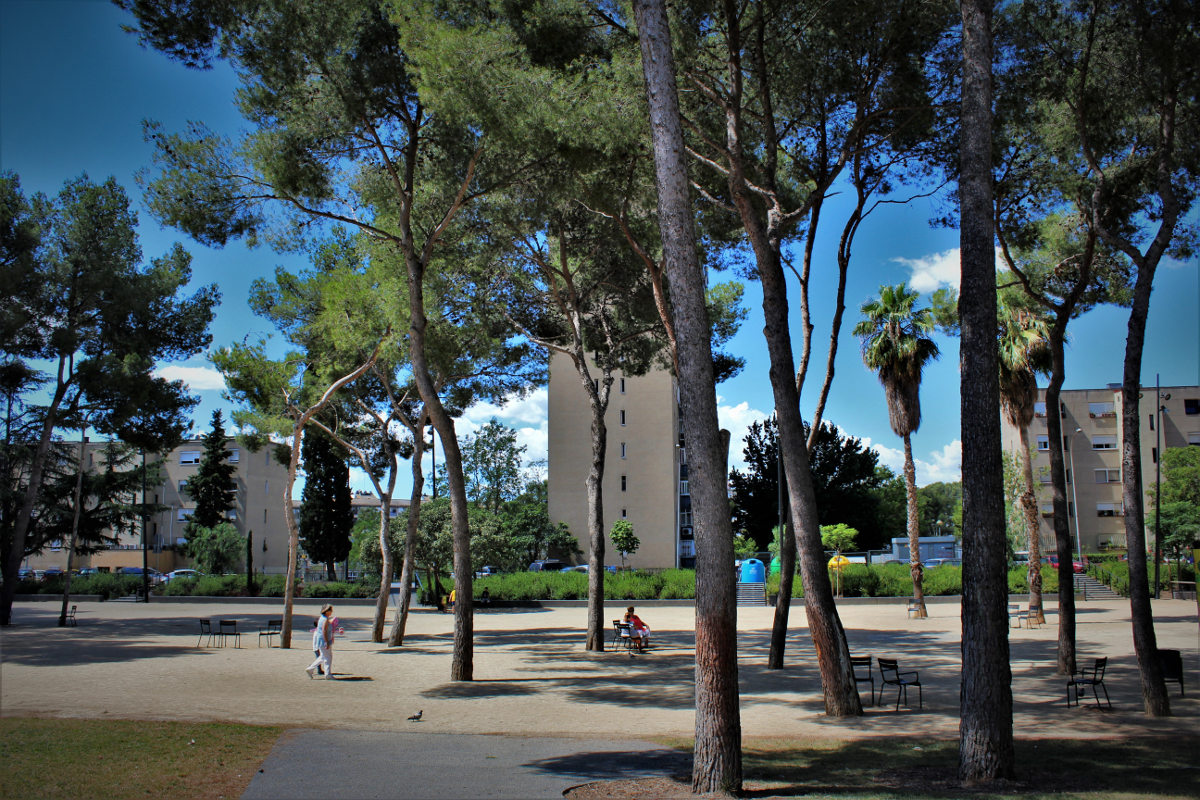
left=740, top=559, right=765, bottom=583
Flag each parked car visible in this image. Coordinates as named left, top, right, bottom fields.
left=1045, top=555, right=1060, bottom=568
left=117, top=566, right=166, bottom=584
left=528, top=560, right=567, bottom=572
left=562, top=565, right=589, bottom=573
left=78, top=568, right=100, bottom=576
left=163, top=569, right=200, bottom=582
left=1072, top=560, right=1086, bottom=574
left=925, top=558, right=962, bottom=568
left=42, top=567, right=65, bottom=578
left=476, top=566, right=502, bottom=578
left=17, top=568, right=35, bottom=581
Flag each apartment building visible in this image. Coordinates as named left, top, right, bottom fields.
left=547, top=353, right=689, bottom=569
left=23, top=438, right=293, bottom=575
left=1000, top=383, right=1200, bottom=554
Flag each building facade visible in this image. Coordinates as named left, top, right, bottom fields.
left=547, top=353, right=689, bottom=569
left=23, top=438, right=293, bottom=574
left=1000, top=383, right=1200, bottom=554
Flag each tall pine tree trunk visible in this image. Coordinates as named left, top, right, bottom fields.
left=1044, top=334, right=1077, bottom=674
left=903, top=434, right=927, bottom=617
left=58, top=431, right=88, bottom=627
left=584, top=390, right=608, bottom=651
left=634, top=0, right=742, bottom=788
left=1018, top=427, right=1044, bottom=623
left=372, top=497, right=394, bottom=643
left=1119, top=271, right=1171, bottom=717
left=957, top=0, right=1015, bottom=781
left=390, top=432, right=425, bottom=647
left=768, top=461, right=795, bottom=669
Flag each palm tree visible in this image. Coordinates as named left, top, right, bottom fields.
left=855, top=283, right=940, bottom=618
left=997, top=288, right=1052, bottom=623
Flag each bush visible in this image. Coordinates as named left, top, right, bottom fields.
left=470, top=569, right=698, bottom=601
left=161, top=578, right=198, bottom=596
left=260, top=575, right=287, bottom=597
left=1007, top=565, right=1058, bottom=594
left=194, top=575, right=234, bottom=597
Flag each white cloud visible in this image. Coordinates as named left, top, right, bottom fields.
left=154, top=365, right=226, bottom=391
left=455, top=387, right=550, bottom=466
left=893, top=248, right=961, bottom=293
left=717, top=397, right=771, bottom=472
left=865, top=437, right=962, bottom=486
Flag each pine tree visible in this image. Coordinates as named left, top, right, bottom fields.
left=298, top=430, right=353, bottom=580
left=188, top=410, right=236, bottom=530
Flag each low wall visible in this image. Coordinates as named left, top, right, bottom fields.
left=13, top=594, right=102, bottom=603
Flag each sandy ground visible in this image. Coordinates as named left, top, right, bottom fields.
left=2, top=597, right=1197, bottom=741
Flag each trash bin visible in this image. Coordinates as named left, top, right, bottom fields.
left=741, top=559, right=765, bottom=583
left=769, top=557, right=781, bottom=577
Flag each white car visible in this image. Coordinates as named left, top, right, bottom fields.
left=163, top=569, right=201, bottom=582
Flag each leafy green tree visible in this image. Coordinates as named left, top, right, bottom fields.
left=184, top=522, right=244, bottom=575
left=609, top=519, right=639, bottom=569
left=297, top=430, right=354, bottom=581
left=820, top=524, right=858, bottom=557
left=0, top=172, right=217, bottom=625
left=870, top=466, right=909, bottom=548
left=855, top=283, right=940, bottom=618
left=461, top=419, right=525, bottom=513
left=732, top=534, right=758, bottom=560
left=188, top=409, right=236, bottom=530
left=501, top=481, right=581, bottom=569
left=917, top=482, right=964, bottom=540
left=1148, top=446, right=1200, bottom=581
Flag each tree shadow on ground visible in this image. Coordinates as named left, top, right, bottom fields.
left=524, top=747, right=692, bottom=782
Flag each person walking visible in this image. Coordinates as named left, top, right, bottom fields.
left=306, top=604, right=335, bottom=680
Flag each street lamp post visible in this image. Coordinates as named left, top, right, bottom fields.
left=1068, top=428, right=1084, bottom=570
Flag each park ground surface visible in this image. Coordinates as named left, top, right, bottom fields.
left=1, top=597, right=1197, bottom=798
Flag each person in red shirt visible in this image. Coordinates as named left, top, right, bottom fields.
left=624, top=606, right=650, bottom=652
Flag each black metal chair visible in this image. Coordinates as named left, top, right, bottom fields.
left=1158, top=649, right=1185, bottom=696
left=850, top=655, right=875, bottom=706
left=1017, top=603, right=1041, bottom=629
left=219, top=619, right=241, bottom=648
left=258, top=619, right=282, bottom=648
left=197, top=618, right=215, bottom=647
left=611, top=619, right=633, bottom=650
left=65, top=605, right=77, bottom=627
left=878, top=657, right=922, bottom=710
left=1067, top=657, right=1111, bottom=709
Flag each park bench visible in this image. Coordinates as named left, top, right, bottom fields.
left=878, top=658, right=922, bottom=710
left=1067, top=657, right=1110, bottom=709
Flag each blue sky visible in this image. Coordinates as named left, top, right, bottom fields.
left=4, top=0, right=1198, bottom=495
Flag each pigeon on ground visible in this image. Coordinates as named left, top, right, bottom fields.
left=407, top=710, right=424, bottom=722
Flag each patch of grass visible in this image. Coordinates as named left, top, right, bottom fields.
left=649, top=735, right=1200, bottom=799
left=0, top=717, right=281, bottom=800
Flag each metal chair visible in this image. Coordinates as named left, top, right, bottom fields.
left=850, top=655, right=875, bottom=706
left=611, top=619, right=633, bottom=650
left=878, top=658, right=922, bottom=710
left=1158, top=649, right=1185, bottom=696
left=258, top=619, right=282, bottom=648
left=197, top=619, right=215, bottom=647
left=1067, top=657, right=1111, bottom=709
left=906, top=598, right=922, bottom=619
left=1008, top=604, right=1022, bottom=628
left=65, top=605, right=77, bottom=627
left=218, top=619, right=241, bottom=648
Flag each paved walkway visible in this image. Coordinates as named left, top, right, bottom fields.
left=242, top=730, right=689, bottom=799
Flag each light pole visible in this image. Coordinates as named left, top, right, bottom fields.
left=1154, top=376, right=1170, bottom=599
left=1068, top=428, right=1084, bottom=569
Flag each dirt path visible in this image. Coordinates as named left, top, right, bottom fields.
left=3, top=598, right=1196, bottom=741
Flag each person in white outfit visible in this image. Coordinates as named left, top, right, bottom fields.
left=306, top=604, right=334, bottom=680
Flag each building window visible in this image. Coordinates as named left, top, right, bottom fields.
left=264, top=508, right=268, bottom=524
left=1094, top=468, right=1120, bottom=483
left=1034, top=402, right=1046, bottom=417
left=265, top=480, right=269, bottom=494
left=621, top=442, right=626, bottom=459
left=177, top=508, right=193, bottom=521
left=620, top=410, right=626, bottom=426
left=178, top=479, right=190, bottom=496
left=593, top=379, right=599, bottom=393
left=1097, top=502, right=1123, bottom=517
left=1189, top=432, right=1200, bottom=446
left=228, top=448, right=239, bottom=463
left=1092, top=435, right=1117, bottom=450
left=228, top=509, right=238, bottom=521
left=1089, top=402, right=1116, bottom=417
left=621, top=475, right=627, bottom=491
left=679, top=480, right=689, bottom=496
left=1185, top=399, right=1199, bottom=415
left=621, top=508, right=627, bottom=518
left=1152, top=447, right=1158, bottom=463
left=266, top=450, right=270, bottom=466
left=1040, top=503, right=1054, bottom=517
left=679, top=539, right=695, bottom=558
left=679, top=447, right=686, bottom=464
left=179, top=450, right=201, bottom=465
left=620, top=378, right=626, bottom=393
left=680, top=509, right=693, bottom=526
left=1149, top=414, right=1155, bottom=431
left=1036, top=435, right=1049, bottom=451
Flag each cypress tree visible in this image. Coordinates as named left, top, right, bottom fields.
left=298, top=430, right=353, bottom=581
left=188, top=410, right=236, bottom=530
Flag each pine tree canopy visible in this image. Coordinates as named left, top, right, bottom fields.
left=298, top=429, right=353, bottom=573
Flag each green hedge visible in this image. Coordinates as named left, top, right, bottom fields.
left=1089, top=558, right=1195, bottom=597
left=472, top=569, right=698, bottom=601
left=767, top=563, right=1060, bottom=598
left=26, top=574, right=146, bottom=600
left=303, top=581, right=377, bottom=599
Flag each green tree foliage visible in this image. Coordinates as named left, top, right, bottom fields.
left=820, top=524, right=859, bottom=556
left=187, top=409, right=236, bottom=530
left=917, top=482, right=963, bottom=540
left=609, top=518, right=639, bottom=568
left=297, top=430, right=353, bottom=580
left=729, top=416, right=891, bottom=551
left=732, top=533, right=758, bottom=560
left=184, top=522, right=243, bottom=575
left=0, top=172, right=217, bottom=624
left=461, top=419, right=525, bottom=513
left=1149, top=447, right=1200, bottom=566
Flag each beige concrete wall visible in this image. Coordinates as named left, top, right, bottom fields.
left=1001, top=384, right=1200, bottom=553
left=548, top=352, right=681, bottom=569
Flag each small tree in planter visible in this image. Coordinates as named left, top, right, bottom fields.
left=610, top=520, right=639, bottom=570
left=821, top=524, right=858, bottom=598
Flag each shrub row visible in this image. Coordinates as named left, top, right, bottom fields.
left=472, top=569, right=698, bottom=601
left=765, top=563, right=1060, bottom=598
left=18, top=574, right=145, bottom=600
left=1089, top=558, right=1194, bottom=596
